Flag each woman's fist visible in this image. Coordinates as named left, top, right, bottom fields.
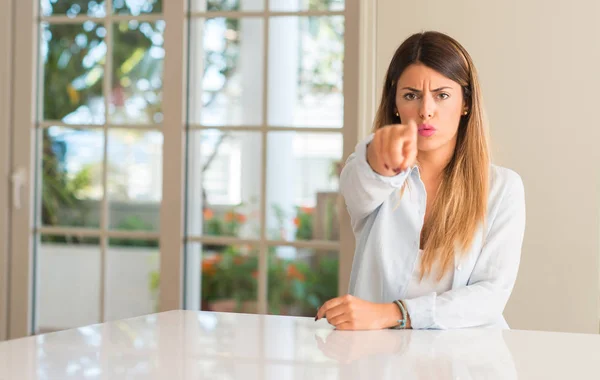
left=367, top=120, right=418, bottom=176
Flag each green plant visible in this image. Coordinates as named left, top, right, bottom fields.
left=294, top=207, right=314, bottom=240
left=111, top=216, right=158, bottom=247
left=303, top=255, right=339, bottom=310
left=149, top=243, right=340, bottom=316
left=41, top=0, right=163, bottom=231
left=201, top=245, right=258, bottom=306
left=199, top=244, right=339, bottom=316
left=42, top=147, right=94, bottom=228
left=203, top=207, right=247, bottom=237
left=149, top=267, right=160, bottom=312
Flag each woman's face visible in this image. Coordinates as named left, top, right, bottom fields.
left=395, top=63, right=467, bottom=153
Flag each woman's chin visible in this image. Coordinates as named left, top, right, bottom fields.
left=417, top=136, right=456, bottom=154
left=416, top=140, right=440, bottom=152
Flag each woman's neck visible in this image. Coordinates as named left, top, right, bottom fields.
left=417, top=142, right=456, bottom=183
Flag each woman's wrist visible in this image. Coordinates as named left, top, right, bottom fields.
left=401, top=300, right=412, bottom=329
left=383, top=301, right=412, bottom=329
left=383, top=302, right=403, bottom=328
left=366, top=142, right=389, bottom=176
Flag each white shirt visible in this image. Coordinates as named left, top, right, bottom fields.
left=340, top=134, right=526, bottom=329
left=404, top=250, right=454, bottom=299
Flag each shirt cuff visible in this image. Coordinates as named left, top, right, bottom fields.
left=354, top=133, right=412, bottom=188
left=403, top=292, right=437, bottom=329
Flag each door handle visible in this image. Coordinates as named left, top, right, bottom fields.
left=11, top=167, right=27, bottom=210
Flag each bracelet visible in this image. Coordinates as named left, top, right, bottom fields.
left=392, top=299, right=407, bottom=329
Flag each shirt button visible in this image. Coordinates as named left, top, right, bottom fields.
left=457, top=265, right=462, bottom=271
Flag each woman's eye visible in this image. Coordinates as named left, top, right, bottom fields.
left=403, top=93, right=417, bottom=101
left=438, top=93, right=450, bottom=100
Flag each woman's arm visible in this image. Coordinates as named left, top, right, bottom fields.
left=402, top=171, right=526, bottom=329
left=340, top=134, right=411, bottom=230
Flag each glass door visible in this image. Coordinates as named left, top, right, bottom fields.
left=7, top=0, right=359, bottom=338
left=183, top=0, right=358, bottom=316
left=8, top=0, right=188, bottom=337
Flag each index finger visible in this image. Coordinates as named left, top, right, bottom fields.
left=400, top=119, right=418, bottom=170
left=316, top=297, right=345, bottom=320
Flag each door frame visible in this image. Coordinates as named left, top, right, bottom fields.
left=9, top=0, right=37, bottom=339
left=0, top=0, right=15, bottom=343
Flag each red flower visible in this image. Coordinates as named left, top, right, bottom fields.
left=300, top=206, right=314, bottom=214
left=287, top=264, right=305, bottom=282
left=203, top=208, right=214, bottom=220
left=202, top=256, right=221, bottom=275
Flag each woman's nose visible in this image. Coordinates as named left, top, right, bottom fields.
left=419, top=94, right=435, bottom=120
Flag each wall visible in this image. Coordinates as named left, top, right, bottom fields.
left=376, top=0, right=600, bottom=333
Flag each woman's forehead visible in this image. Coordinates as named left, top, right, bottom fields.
left=397, top=64, right=459, bottom=89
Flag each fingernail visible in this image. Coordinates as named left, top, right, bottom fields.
left=315, top=315, right=319, bottom=321
left=393, top=168, right=402, bottom=173
left=384, top=164, right=390, bottom=170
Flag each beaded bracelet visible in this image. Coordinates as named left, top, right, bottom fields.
left=392, top=299, right=407, bottom=329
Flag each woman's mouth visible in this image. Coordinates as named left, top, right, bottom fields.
left=418, top=124, right=436, bottom=137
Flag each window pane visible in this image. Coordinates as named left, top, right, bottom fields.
left=107, top=130, right=163, bottom=232
left=106, top=238, right=159, bottom=321
left=192, top=244, right=259, bottom=313
left=268, top=17, right=344, bottom=127
left=270, top=0, right=344, bottom=11
left=41, top=0, right=107, bottom=18
left=266, top=132, right=342, bottom=241
left=190, top=0, right=264, bottom=12
left=186, top=130, right=262, bottom=239
left=188, top=18, right=264, bottom=126
left=36, top=235, right=101, bottom=333
left=113, top=0, right=162, bottom=15
left=110, top=21, right=165, bottom=124
left=41, top=127, right=104, bottom=229
left=41, top=23, right=106, bottom=124
left=267, top=247, right=338, bottom=316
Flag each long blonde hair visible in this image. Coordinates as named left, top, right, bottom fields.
left=374, top=31, right=490, bottom=280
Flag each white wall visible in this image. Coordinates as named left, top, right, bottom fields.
left=376, top=0, right=600, bottom=333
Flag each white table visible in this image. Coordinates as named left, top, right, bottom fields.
left=1, top=310, right=599, bottom=379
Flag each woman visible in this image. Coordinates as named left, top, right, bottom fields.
left=315, top=31, right=526, bottom=330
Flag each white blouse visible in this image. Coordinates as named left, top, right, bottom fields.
left=404, top=250, right=454, bottom=299
left=340, top=134, right=526, bottom=329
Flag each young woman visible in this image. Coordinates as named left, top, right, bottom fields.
left=315, top=31, right=526, bottom=330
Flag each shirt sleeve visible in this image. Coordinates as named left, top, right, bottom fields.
left=402, top=171, right=526, bottom=329
left=340, top=133, right=411, bottom=232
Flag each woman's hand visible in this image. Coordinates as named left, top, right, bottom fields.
left=367, top=120, right=418, bottom=176
left=315, top=294, right=407, bottom=330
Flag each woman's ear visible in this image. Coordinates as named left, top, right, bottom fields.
left=461, top=98, right=470, bottom=115
left=461, top=85, right=472, bottom=111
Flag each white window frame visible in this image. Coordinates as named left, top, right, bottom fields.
left=6, top=0, right=366, bottom=339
